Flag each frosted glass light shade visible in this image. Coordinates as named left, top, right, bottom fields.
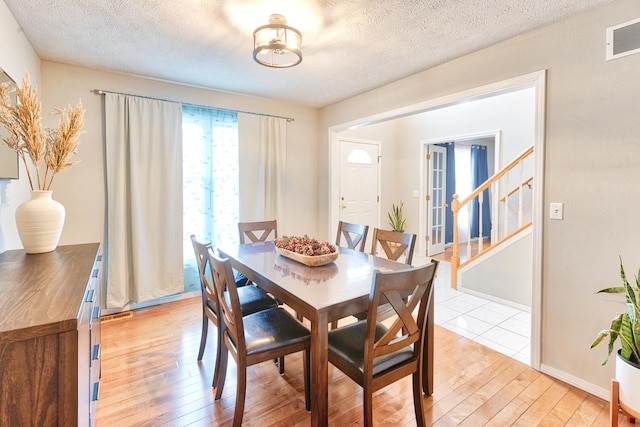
left=253, top=14, right=302, bottom=68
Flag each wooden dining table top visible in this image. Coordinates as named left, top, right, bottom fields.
left=220, top=241, right=413, bottom=315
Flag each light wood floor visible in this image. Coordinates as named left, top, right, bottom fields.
left=96, top=297, right=624, bottom=426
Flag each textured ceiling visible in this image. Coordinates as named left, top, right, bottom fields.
left=4, top=0, right=613, bottom=108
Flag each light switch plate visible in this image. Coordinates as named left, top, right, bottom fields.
left=550, top=202, right=563, bottom=220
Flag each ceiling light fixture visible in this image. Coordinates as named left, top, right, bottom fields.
left=253, top=14, right=302, bottom=68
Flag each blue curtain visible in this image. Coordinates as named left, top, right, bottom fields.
left=437, top=142, right=455, bottom=243
left=470, top=145, right=491, bottom=238
left=182, top=105, right=239, bottom=291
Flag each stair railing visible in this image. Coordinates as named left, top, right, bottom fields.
left=450, top=145, right=534, bottom=288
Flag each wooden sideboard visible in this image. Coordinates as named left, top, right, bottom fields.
left=0, top=243, right=102, bottom=426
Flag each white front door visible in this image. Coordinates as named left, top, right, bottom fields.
left=427, top=145, right=447, bottom=256
left=339, top=139, right=379, bottom=231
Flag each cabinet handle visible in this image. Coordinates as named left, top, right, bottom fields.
left=92, top=382, right=100, bottom=402
left=85, top=289, right=95, bottom=303
left=92, top=268, right=99, bottom=278
left=97, top=254, right=102, bottom=262
left=92, top=306, right=100, bottom=320
left=92, top=343, right=101, bottom=361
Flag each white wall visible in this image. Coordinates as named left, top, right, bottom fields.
left=320, top=0, right=640, bottom=397
left=460, top=229, right=533, bottom=307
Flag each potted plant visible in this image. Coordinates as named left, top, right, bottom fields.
left=388, top=201, right=406, bottom=232
left=590, top=259, right=640, bottom=417
left=0, top=71, right=84, bottom=253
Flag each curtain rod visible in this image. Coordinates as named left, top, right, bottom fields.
left=92, top=89, right=294, bottom=122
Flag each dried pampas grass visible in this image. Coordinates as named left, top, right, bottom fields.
left=0, top=70, right=84, bottom=190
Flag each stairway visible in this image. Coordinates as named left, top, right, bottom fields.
left=450, top=145, right=534, bottom=294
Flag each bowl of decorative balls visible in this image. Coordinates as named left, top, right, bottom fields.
left=274, top=235, right=338, bottom=267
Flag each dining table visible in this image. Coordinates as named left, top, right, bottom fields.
left=219, top=241, right=436, bottom=427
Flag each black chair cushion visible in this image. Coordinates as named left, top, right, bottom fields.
left=233, top=285, right=278, bottom=316
left=243, top=308, right=310, bottom=356
left=328, top=320, right=414, bottom=376
left=353, top=303, right=393, bottom=322
left=210, top=286, right=277, bottom=316
left=235, top=271, right=252, bottom=287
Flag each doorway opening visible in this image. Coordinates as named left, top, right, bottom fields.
left=421, top=132, right=500, bottom=258
left=329, top=71, right=546, bottom=369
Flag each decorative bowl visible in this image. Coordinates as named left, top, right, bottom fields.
left=276, top=247, right=339, bottom=267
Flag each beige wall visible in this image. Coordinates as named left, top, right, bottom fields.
left=0, top=60, right=321, bottom=251
left=0, top=0, right=40, bottom=253
left=0, top=1, right=39, bottom=84
left=320, top=0, right=640, bottom=396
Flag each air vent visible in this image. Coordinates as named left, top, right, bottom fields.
left=101, top=311, right=133, bottom=322
left=606, top=18, right=640, bottom=61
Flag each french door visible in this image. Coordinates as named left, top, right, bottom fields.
left=427, top=145, right=447, bottom=255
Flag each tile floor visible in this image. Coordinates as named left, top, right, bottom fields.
left=417, top=257, right=531, bottom=365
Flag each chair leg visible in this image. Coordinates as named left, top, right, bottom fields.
left=233, top=360, right=247, bottom=427
left=197, top=312, right=208, bottom=361
left=303, top=348, right=311, bottom=411
left=278, top=356, right=285, bottom=374
left=363, top=386, right=374, bottom=426
left=212, top=326, right=222, bottom=389
left=412, top=371, right=426, bottom=427
left=214, top=344, right=228, bottom=401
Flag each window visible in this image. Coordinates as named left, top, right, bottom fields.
left=347, top=148, right=372, bottom=164
left=182, top=106, right=239, bottom=291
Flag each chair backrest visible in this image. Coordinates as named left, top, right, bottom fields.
left=335, top=221, right=369, bottom=252
left=208, top=249, right=245, bottom=359
left=364, top=261, right=438, bottom=376
left=369, top=228, right=416, bottom=264
left=238, top=220, right=278, bottom=244
left=190, top=234, right=218, bottom=315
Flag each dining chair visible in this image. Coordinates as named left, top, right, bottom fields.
left=369, top=227, right=416, bottom=265
left=335, top=220, right=369, bottom=252
left=351, top=228, right=418, bottom=323
left=327, top=260, right=439, bottom=426
left=237, top=219, right=289, bottom=343
left=208, top=249, right=311, bottom=426
left=330, top=221, right=371, bottom=329
left=190, top=235, right=278, bottom=381
left=238, top=220, right=278, bottom=244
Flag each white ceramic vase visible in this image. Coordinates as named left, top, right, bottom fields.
left=615, top=350, right=640, bottom=417
left=15, top=190, right=65, bottom=254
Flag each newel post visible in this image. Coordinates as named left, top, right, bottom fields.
left=451, top=194, right=460, bottom=290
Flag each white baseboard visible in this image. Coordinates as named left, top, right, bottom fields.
left=457, top=286, right=531, bottom=312
left=539, top=363, right=609, bottom=401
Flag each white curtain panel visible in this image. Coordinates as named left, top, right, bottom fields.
left=104, top=93, right=183, bottom=309
left=238, top=114, right=287, bottom=222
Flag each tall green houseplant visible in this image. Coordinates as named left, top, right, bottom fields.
left=591, top=259, right=640, bottom=366
left=388, top=201, right=406, bottom=232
